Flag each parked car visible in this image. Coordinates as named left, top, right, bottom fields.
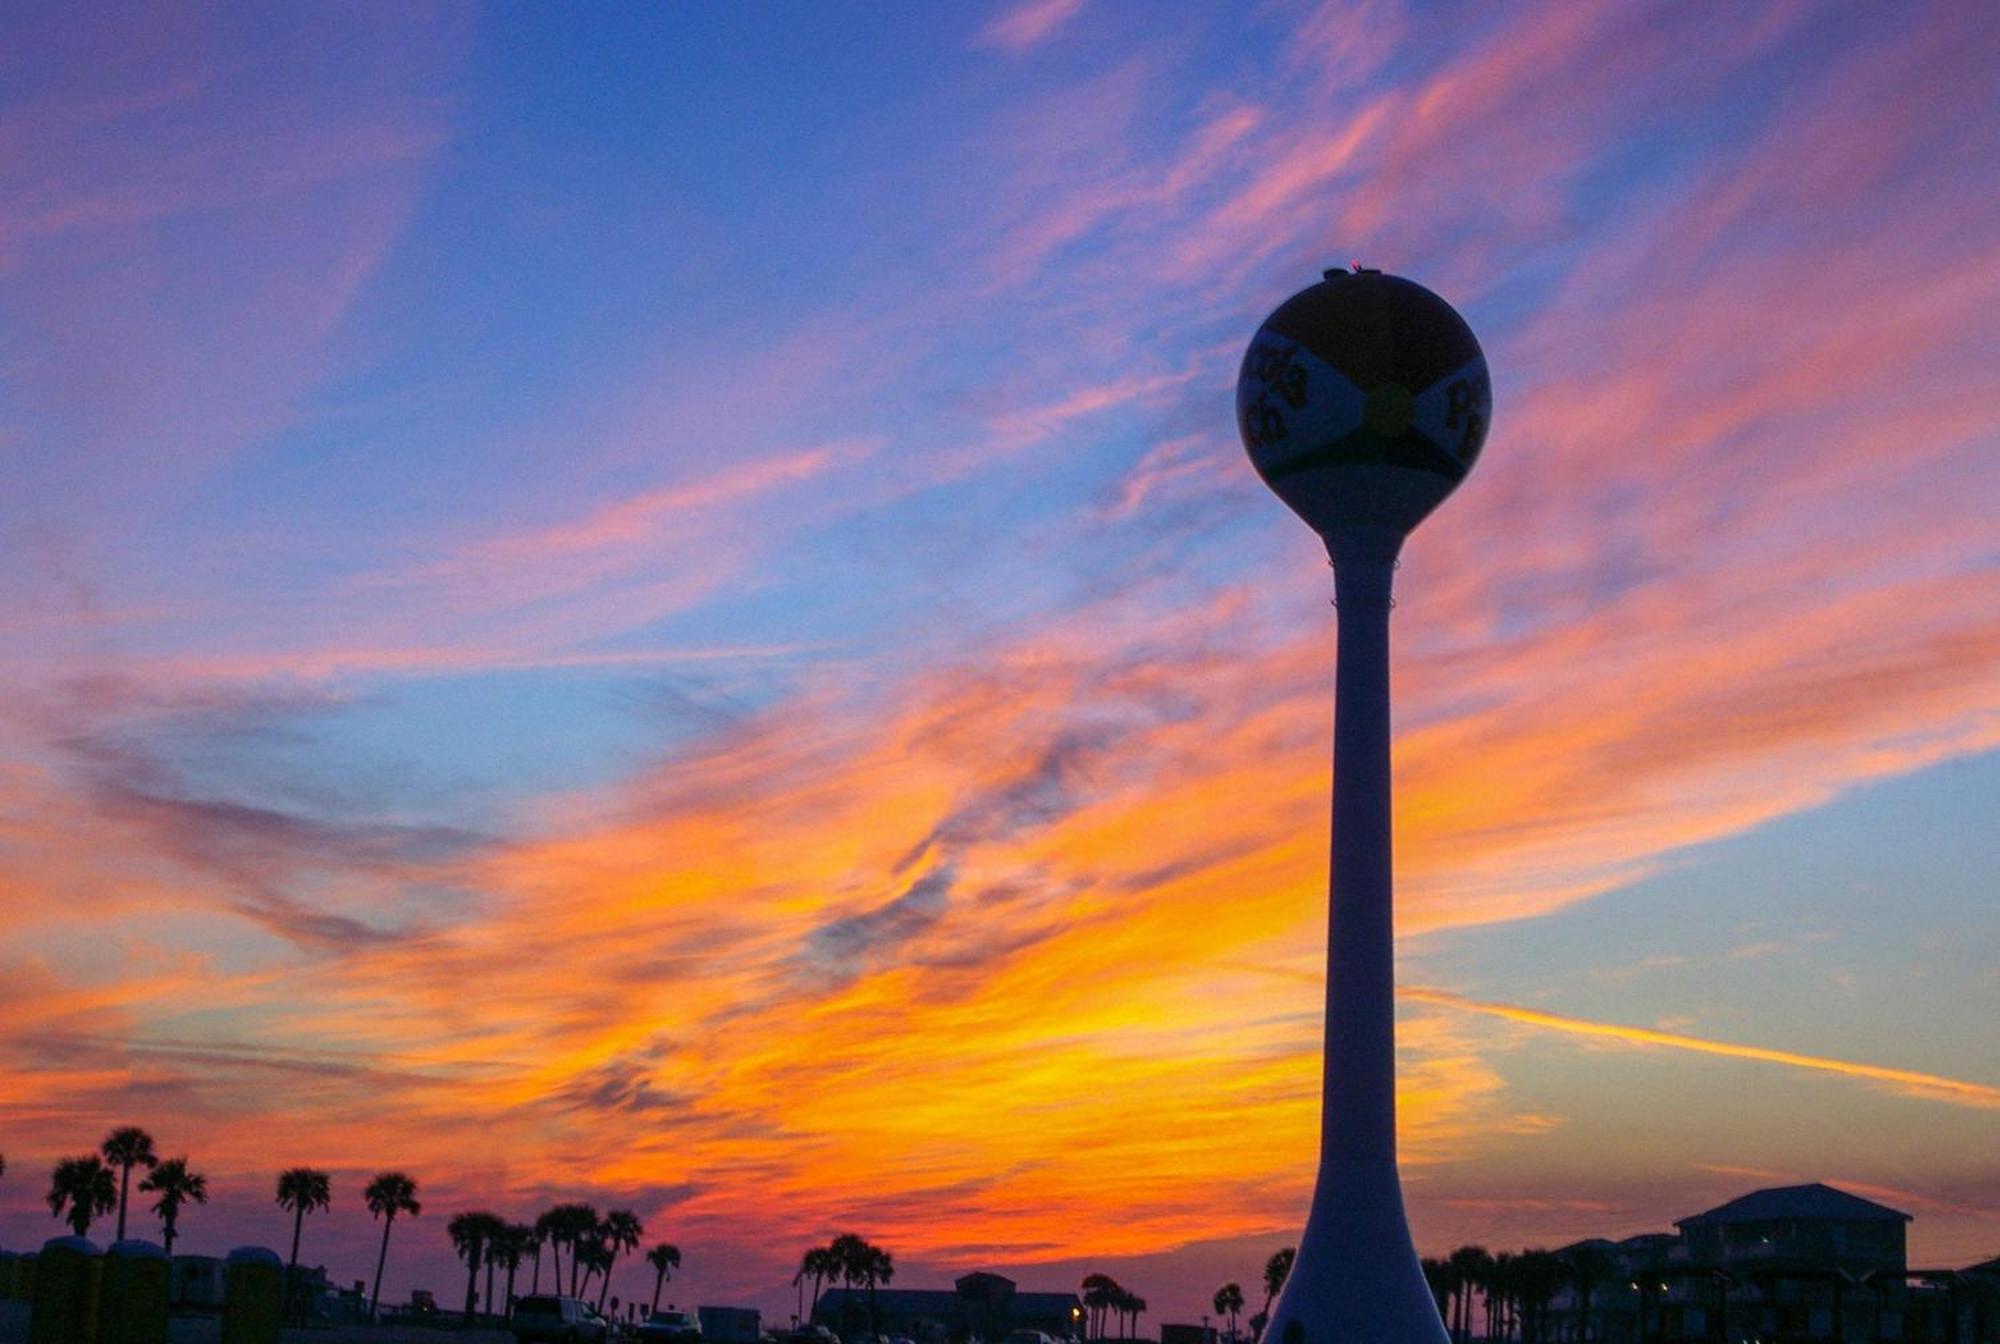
left=513, top=1294, right=613, bottom=1342
left=638, top=1309, right=705, bottom=1343
left=1001, top=1331, right=1061, bottom=1344
left=782, top=1327, right=841, bottom=1344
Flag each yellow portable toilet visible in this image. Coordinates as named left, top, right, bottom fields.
left=27, top=1236, right=99, bottom=1344
left=221, top=1246, right=284, bottom=1344
left=101, top=1240, right=171, bottom=1344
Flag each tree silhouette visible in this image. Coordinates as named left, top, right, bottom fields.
left=1560, top=1244, right=1617, bottom=1344
left=100, top=1127, right=159, bottom=1243
left=1447, top=1245, right=1493, bottom=1344
left=275, top=1167, right=332, bottom=1323
left=549, top=1203, right=600, bottom=1296
left=1488, top=1251, right=1516, bottom=1343
left=1260, top=1249, right=1295, bottom=1336
left=494, top=1224, right=533, bottom=1319
left=1423, top=1259, right=1453, bottom=1315
left=648, top=1243, right=683, bottom=1314
left=860, top=1242, right=895, bottom=1338
left=138, top=1157, right=208, bottom=1254
left=597, top=1209, right=645, bottom=1311
left=363, top=1171, right=422, bottom=1320
left=448, top=1211, right=497, bottom=1323
left=1081, top=1274, right=1121, bottom=1339
left=575, top=1231, right=614, bottom=1298
left=527, top=1213, right=553, bottom=1294
left=797, top=1245, right=838, bottom=1322
left=1213, top=1283, right=1244, bottom=1341
left=1511, top=1250, right=1568, bottom=1344
left=46, top=1155, right=118, bottom=1236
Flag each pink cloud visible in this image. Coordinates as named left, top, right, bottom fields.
left=978, top=0, right=1088, bottom=52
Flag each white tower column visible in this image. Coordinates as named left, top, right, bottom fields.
left=1264, top=532, right=1447, bottom=1344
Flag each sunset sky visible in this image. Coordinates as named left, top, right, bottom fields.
left=2, top=0, right=1996, bottom=1324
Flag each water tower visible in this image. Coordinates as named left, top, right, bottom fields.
left=1236, top=267, right=1491, bottom=1344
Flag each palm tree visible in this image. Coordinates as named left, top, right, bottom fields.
left=553, top=1203, right=600, bottom=1296
left=448, top=1211, right=495, bottom=1323
left=527, top=1214, right=552, bottom=1294
left=1487, top=1252, right=1517, bottom=1344
left=1560, top=1244, right=1617, bottom=1344
left=275, top=1167, right=332, bottom=1322
left=828, top=1233, right=872, bottom=1334
left=1423, top=1260, right=1454, bottom=1317
left=100, top=1127, right=159, bottom=1242
left=575, top=1232, right=614, bottom=1299
left=648, top=1243, right=683, bottom=1314
left=46, top=1156, right=118, bottom=1236
left=1448, top=1245, right=1493, bottom=1344
left=596, top=1209, right=645, bottom=1311
left=482, top=1217, right=508, bottom=1320
left=1081, top=1274, right=1121, bottom=1339
left=1106, top=1289, right=1144, bottom=1339
left=1213, top=1283, right=1245, bottom=1342
left=797, top=1245, right=838, bottom=1323
left=860, top=1243, right=894, bottom=1338
left=1260, top=1250, right=1296, bottom=1336
left=494, top=1224, right=533, bottom=1318
left=1512, top=1251, right=1567, bottom=1344
left=138, top=1157, right=208, bottom=1254
left=363, top=1172, right=421, bottom=1320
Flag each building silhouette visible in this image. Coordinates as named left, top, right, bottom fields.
left=814, top=1271, right=1083, bottom=1342
left=1539, top=1184, right=1996, bottom=1344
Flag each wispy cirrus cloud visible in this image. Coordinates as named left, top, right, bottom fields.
left=1402, top=989, right=2000, bottom=1111
left=978, top=0, right=1088, bottom=52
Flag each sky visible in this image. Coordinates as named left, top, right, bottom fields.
left=1, top=0, right=1996, bottom=1326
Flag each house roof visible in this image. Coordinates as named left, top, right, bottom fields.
left=1676, top=1184, right=1910, bottom=1229
left=820, top=1289, right=960, bottom=1314
left=818, top=1288, right=1082, bottom=1316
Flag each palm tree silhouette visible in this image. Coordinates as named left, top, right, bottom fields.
left=363, top=1172, right=422, bottom=1320
left=1081, top=1274, right=1120, bottom=1339
left=597, top=1209, right=645, bottom=1311
left=100, top=1127, right=159, bottom=1243
left=860, top=1243, right=895, bottom=1338
left=797, top=1245, right=837, bottom=1323
left=1259, top=1249, right=1295, bottom=1338
left=138, top=1157, right=208, bottom=1254
left=1423, top=1259, right=1453, bottom=1315
left=525, top=1214, right=552, bottom=1294
left=551, top=1202, right=600, bottom=1296
left=648, top=1243, right=683, bottom=1314
left=1511, top=1250, right=1567, bottom=1344
left=1487, top=1251, right=1517, bottom=1343
left=46, top=1155, right=118, bottom=1236
left=828, top=1233, right=871, bottom=1335
left=1447, top=1246, right=1493, bottom=1344
left=575, top=1231, right=614, bottom=1299
left=275, top=1167, right=332, bottom=1322
left=448, top=1211, right=494, bottom=1323
left=482, top=1217, right=509, bottom=1320
left=1214, top=1283, right=1245, bottom=1341
left=1560, top=1244, right=1616, bottom=1344
left=495, top=1224, right=533, bottom=1318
